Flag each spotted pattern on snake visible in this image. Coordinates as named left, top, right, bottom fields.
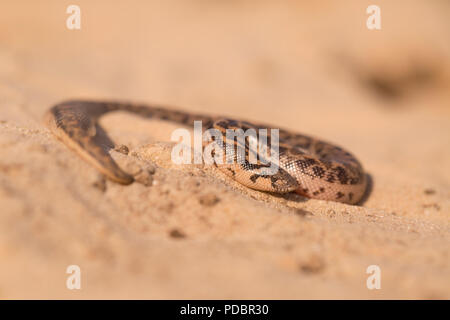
left=44, top=100, right=367, bottom=204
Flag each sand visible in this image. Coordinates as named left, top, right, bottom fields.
left=0, top=0, right=449, bottom=299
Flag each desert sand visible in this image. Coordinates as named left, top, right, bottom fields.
left=0, top=0, right=449, bottom=299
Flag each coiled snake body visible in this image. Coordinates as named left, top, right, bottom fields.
left=45, top=100, right=367, bottom=204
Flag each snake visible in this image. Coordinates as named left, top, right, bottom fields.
left=44, top=100, right=367, bottom=204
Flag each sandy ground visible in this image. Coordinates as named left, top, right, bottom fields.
left=0, top=0, right=449, bottom=299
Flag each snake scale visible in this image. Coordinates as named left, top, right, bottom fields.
left=44, top=100, right=367, bottom=204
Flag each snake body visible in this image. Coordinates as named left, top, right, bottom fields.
left=44, top=100, right=367, bottom=204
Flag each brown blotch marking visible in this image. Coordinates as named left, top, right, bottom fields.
left=314, top=142, right=325, bottom=155
left=312, top=166, right=325, bottom=178
left=295, top=158, right=318, bottom=170
left=333, top=166, right=349, bottom=185
left=278, top=145, right=288, bottom=153
left=242, top=162, right=271, bottom=171
left=215, top=120, right=228, bottom=129
left=289, top=148, right=305, bottom=156
left=270, top=175, right=281, bottom=189
left=294, top=140, right=311, bottom=149
left=226, top=119, right=239, bottom=127
left=326, top=173, right=336, bottom=183
left=336, top=191, right=345, bottom=199
left=226, top=168, right=236, bottom=176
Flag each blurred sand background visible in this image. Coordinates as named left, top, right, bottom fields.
left=0, top=0, right=449, bottom=299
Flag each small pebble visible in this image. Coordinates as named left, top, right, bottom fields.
left=134, top=170, right=153, bottom=186
left=422, top=203, right=440, bottom=211
left=145, top=164, right=156, bottom=175
left=198, top=193, right=220, bottom=206
left=294, top=208, right=313, bottom=217
left=92, top=176, right=107, bottom=192
left=114, top=144, right=129, bottom=155
left=169, top=229, right=186, bottom=239
left=299, top=255, right=325, bottom=274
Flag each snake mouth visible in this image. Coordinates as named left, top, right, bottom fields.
left=294, top=188, right=309, bottom=198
